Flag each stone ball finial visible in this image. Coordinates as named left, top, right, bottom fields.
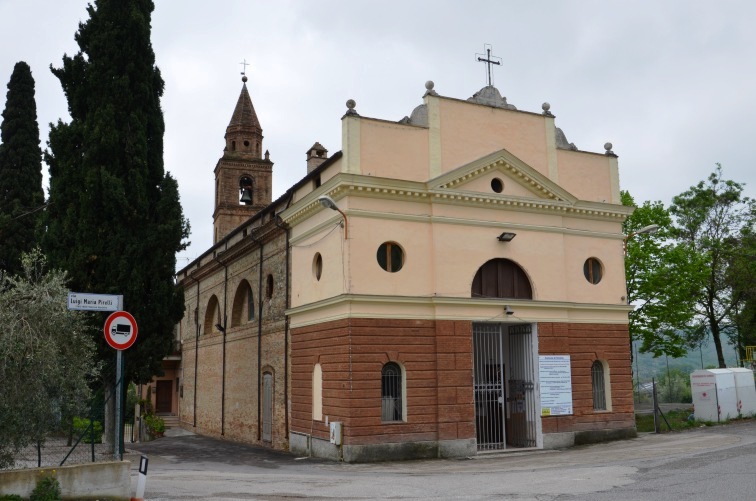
left=604, top=142, right=615, bottom=156
left=346, top=99, right=356, bottom=110
left=423, top=80, right=438, bottom=97
left=242, top=75, right=248, bottom=83
left=542, top=102, right=550, bottom=112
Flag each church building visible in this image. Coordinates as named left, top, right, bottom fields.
left=171, top=63, right=636, bottom=461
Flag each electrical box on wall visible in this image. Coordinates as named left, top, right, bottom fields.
left=329, top=421, right=342, bottom=445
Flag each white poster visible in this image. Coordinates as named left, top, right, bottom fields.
left=539, top=355, right=573, bottom=416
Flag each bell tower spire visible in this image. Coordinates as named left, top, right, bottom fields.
left=213, top=71, right=273, bottom=243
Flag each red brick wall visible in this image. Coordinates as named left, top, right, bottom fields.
left=291, top=319, right=475, bottom=446
left=538, top=322, right=635, bottom=434
left=291, top=319, right=634, bottom=447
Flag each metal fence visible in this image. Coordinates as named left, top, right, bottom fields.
left=2, top=367, right=132, bottom=470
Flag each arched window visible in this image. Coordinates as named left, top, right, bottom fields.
left=592, top=360, right=607, bottom=410
left=230, top=280, right=254, bottom=327
left=203, top=295, right=220, bottom=335
left=381, top=362, right=403, bottom=422
left=471, top=259, right=533, bottom=299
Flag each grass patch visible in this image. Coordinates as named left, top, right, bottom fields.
left=636, top=408, right=699, bottom=432
left=633, top=408, right=755, bottom=432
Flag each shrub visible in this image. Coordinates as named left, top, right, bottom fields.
left=30, top=475, right=61, bottom=501
left=0, top=495, right=25, bottom=501
left=144, top=414, right=165, bottom=437
left=72, top=417, right=103, bottom=444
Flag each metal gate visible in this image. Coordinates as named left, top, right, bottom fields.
left=473, top=323, right=506, bottom=450
left=508, top=324, right=537, bottom=448
left=262, top=373, right=273, bottom=442
left=473, top=323, right=537, bottom=450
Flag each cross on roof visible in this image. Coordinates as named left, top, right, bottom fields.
left=476, top=44, right=501, bottom=87
left=239, top=59, right=249, bottom=76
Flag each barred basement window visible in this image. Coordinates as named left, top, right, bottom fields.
left=592, top=360, right=607, bottom=411
left=381, top=362, right=403, bottom=421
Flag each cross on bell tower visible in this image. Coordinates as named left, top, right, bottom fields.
left=476, top=44, right=502, bottom=87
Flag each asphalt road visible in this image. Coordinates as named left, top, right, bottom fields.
left=126, top=420, right=756, bottom=501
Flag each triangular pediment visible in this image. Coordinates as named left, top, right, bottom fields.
left=429, top=149, right=577, bottom=204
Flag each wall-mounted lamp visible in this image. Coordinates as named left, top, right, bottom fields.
left=623, top=224, right=659, bottom=254
left=498, top=232, right=517, bottom=242
left=318, top=195, right=348, bottom=239
left=505, top=305, right=514, bottom=315
left=239, top=176, right=253, bottom=205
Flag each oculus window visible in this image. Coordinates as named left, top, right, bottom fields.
left=584, top=257, right=603, bottom=284
left=377, top=242, right=404, bottom=273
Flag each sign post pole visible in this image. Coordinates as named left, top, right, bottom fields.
left=115, top=350, right=122, bottom=460
left=103, top=310, right=138, bottom=461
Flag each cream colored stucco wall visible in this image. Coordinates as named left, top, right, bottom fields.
left=556, top=150, right=615, bottom=203
left=358, top=120, right=429, bottom=182
left=283, top=91, right=631, bottom=329
left=437, top=98, right=550, bottom=178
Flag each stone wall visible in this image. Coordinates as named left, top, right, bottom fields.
left=178, top=222, right=290, bottom=449
left=0, top=461, right=130, bottom=500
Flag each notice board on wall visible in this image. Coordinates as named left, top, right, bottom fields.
left=539, top=355, right=573, bottom=416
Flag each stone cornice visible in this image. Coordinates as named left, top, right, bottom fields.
left=286, top=293, right=633, bottom=328
left=281, top=173, right=631, bottom=236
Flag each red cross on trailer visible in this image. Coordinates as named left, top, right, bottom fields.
left=104, top=311, right=138, bottom=350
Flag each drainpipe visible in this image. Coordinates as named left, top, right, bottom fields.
left=249, top=229, right=264, bottom=441
left=274, top=213, right=291, bottom=440
left=214, top=243, right=229, bottom=435
left=192, top=275, right=200, bottom=428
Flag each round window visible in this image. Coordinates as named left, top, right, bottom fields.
left=491, top=178, right=504, bottom=193
left=313, top=253, right=323, bottom=281
left=377, top=242, right=404, bottom=273
left=583, top=257, right=603, bottom=284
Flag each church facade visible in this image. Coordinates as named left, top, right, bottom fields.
left=174, top=74, right=636, bottom=461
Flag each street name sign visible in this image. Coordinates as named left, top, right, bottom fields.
left=68, top=292, right=123, bottom=311
left=103, top=311, right=138, bottom=350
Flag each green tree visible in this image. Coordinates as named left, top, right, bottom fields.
left=42, top=0, right=189, bottom=383
left=623, top=191, right=706, bottom=358
left=670, top=165, right=756, bottom=368
left=0, top=61, right=44, bottom=277
left=726, top=227, right=756, bottom=362
left=0, top=250, right=99, bottom=469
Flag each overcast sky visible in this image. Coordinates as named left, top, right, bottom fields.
left=1, top=0, right=755, bottom=263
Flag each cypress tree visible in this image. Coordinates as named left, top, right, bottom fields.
left=0, top=61, right=44, bottom=277
left=44, top=0, right=189, bottom=382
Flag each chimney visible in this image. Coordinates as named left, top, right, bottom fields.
left=306, top=142, right=328, bottom=173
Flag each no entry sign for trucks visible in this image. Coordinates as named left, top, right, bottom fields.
left=104, top=311, right=138, bottom=350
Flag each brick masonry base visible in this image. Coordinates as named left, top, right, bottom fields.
left=291, top=319, right=635, bottom=461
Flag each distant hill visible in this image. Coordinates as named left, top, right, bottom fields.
left=632, top=338, right=742, bottom=383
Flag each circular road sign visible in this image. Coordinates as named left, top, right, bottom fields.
left=104, top=311, right=138, bottom=350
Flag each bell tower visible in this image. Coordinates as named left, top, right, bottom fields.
left=213, top=75, right=273, bottom=243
